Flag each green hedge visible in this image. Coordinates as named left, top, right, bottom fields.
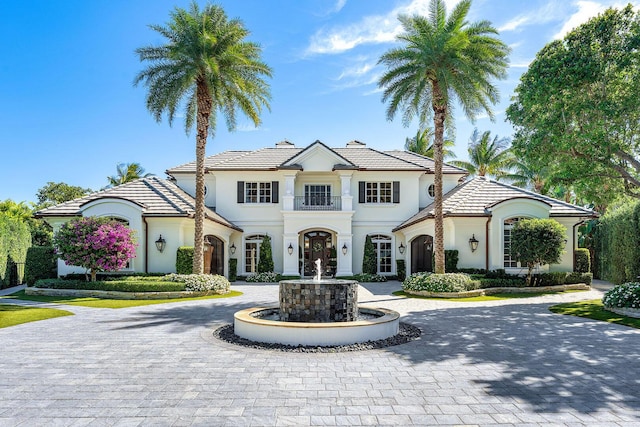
left=176, top=247, right=194, bottom=274
left=257, top=235, right=274, bottom=273
left=34, top=277, right=186, bottom=292
left=595, top=200, right=640, bottom=284
left=362, top=235, right=376, bottom=275
left=403, top=273, right=480, bottom=293
left=228, top=258, right=237, bottom=282
left=0, top=214, right=31, bottom=287
left=24, top=246, right=57, bottom=285
left=432, top=250, right=459, bottom=272
left=574, top=248, right=590, bottom=273
left=396, top=259, right=406, bottom=281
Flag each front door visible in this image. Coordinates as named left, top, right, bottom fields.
left=204, top=235, right=224, bottom=276
left=304, top=231, right=332, bottom=276
left=411, top=235, right=433, bottom=274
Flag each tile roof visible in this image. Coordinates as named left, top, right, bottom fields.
left=165, top=142, right=464, bottom=173
left=383, top=150, right=468, bottom=174
left=35, top=177, right=241, bottom=231
left=393, top=176, right=597, bottom=231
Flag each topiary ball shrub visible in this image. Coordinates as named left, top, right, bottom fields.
left=165, top=273, right=230, bottom=294
left=402, top=273, right=479, bottom=293
left=602, top=282, right=640, bottom=309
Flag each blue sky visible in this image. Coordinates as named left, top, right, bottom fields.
left=1, top=0, right=637, bottom=204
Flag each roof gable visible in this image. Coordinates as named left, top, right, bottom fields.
left=280, top=140, right=355, bottom=171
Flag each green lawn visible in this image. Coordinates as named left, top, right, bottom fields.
left=0, top=304, right=74, bottom=328
left=393, top=289, right=587, bottom=302
left=549, top=299, right=640, bottom=329
left=1, top=290, right=243, bottom=309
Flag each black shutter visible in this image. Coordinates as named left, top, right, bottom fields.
left=359, top=182, right=365, bottom=203
left=271, top=181, right=279, bottom=203
left=237, top=181, right=244, bottom=203
left=393, top=181, right=400, bottom=203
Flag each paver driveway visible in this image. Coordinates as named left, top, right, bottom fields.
left=0, top=282, right=638, bottom=426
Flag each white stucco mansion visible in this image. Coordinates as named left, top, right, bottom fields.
left=37, top=140, right=596, bottom=278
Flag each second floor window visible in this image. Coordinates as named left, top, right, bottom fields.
left=359, top=181, right=400, bottom=204
left=237, top=181, right=279, bottom=204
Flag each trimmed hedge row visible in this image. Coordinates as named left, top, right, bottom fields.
left=176, top=246, right=194, bottom=274
left=34, top=278, right=186, bottom=292
left=24, top=246, right=57, bottom=285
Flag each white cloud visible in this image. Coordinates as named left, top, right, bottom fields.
left=497, top=1, right=568, bottom=33
left=332, top=0, right=347, bottom=13
left=552, top=1, right=606, bottom=39
left=509, top=59, right=533, bottom=68
left=305, top=0, right=462, bottom=55
left=337, top=62, right=375, bottom=80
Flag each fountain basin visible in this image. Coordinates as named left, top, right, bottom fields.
left=279, top=279, right=358, bottom=322
left=234, top=306, right=400, bottom=346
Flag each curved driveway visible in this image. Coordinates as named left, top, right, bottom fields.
left=1, top=281, right=639, bottom=426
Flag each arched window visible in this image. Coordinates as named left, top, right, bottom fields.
left=503, top=217, right=528, bottom=268
left=245, top=234, right=266, bottom=274
left=370, top=234, right=392, bottom=274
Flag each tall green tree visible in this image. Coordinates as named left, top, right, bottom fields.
left=36, top=182, right=92, bottom=210
left=404, top=127, right=456, bottom=160
left=450, top=129, right=512, bottom=178
left=506, top=5, right=640, bottom=208
left=378, top=0, right=509, bottom=273
left=106, top=163, right=152, bottom=187
left=498, top=158, right=551, bottom=194
left=135, top=2, right=272, bottom=273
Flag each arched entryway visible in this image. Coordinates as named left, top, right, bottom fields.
left=204, top=235, right=224, bottom=276
left=411, top=234, right=433, bottom=274
left=303, top=231, right=335, bottom=276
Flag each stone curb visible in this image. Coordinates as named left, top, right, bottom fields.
left=24, top=287, right=226, bottom=300
left=604, top=305, right=640, bottom=319
left=404, top=283, right=590, bottom=298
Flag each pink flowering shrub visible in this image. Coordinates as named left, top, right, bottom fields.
left=53, top=217, right=137, bottom=281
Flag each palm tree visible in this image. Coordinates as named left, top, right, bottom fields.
left=450, top=129, right=512, bottom=178
left=499, top=158, right=551, bottom=194
left=404, top=127, right=456, bottom=160
left=135, top=2, right=272, bottom=273
left=106, top=163, right=153, bottom=187
left=378, top=0, right=509, bottom=273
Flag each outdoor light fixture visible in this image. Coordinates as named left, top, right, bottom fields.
left=342, top=243, right=348, bottom=255
left=288, top=243, right=294, bottom=255
left=230, top=242, right=236, bottom=255
left=399, top=242, right=405, bottom=254
left=155, top=235, right=166, bottom=253
left=469, top=234, right=479, bottom=253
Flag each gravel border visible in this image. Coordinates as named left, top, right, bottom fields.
left=212, top=322, right=422, bottom=353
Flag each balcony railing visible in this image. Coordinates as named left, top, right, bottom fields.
left=294, top=195, right=341, bottom=211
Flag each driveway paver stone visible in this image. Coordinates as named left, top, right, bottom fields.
left=0, top=280, right=638, bottom=426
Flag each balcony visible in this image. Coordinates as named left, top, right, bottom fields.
left=294, top=195, right=342, bottom=211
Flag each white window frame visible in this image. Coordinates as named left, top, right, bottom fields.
left=503, top=217, right=530, bottom=269
left=245, top=182, right=271, bottom=204
left=304, top=184, right=332, bottom=206
left=371, top=234, right=393, bottom=274
left=365, top=182, right=392, bottom=204
left=244, top=234, right=266, bottom=274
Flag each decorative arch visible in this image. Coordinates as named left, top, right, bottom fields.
left=411, top=234, right=433, bottom=274
left=244, top=234, right=267, bottom=274
left=368, top=234, right=393, bottom=274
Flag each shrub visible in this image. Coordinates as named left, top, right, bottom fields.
left=431, top=249, right=459, bottom=272
left=396, top=259, right=406, bottom=281
left=531, top=272, right=567, bottom=287
left=53, top=217, right=137, bottom=282
left=566, top=272, right=592, bottom=285
left=354, top=273, right=387, bottom=282
left=176, top=247, right=194, bottom=274
left=0, top=214, right=31, bottom=287
left=257, top=235, right=274, bottom=273
left=24, top=246, right=57, bottom=285
left=511, top=219, right=566, bottom=286
left=478, top=277, right=526, bottom=288
left=33, top=277, right=185, bottom=292
left=362, top=235, right=376, bottom=275
left=246, top=272, right=280, bottom=283
left=165, top=273, right=230, bottom=293
left=402, top=273, right=480, bottom=293
left=228, top=258, right=238, bottom=282
left=485, top=269, right=507, bottom=279
left=574, top=248, right=591, bottom=273
left=602, top=282, right=640, bottom=309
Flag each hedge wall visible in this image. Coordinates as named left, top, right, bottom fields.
left=595, top=200, right=640, bottom=284
left=0, top=214, right=31, bottom=287
left=176, top=247, right=194, bottom=274
left=24, top=246, right=57, bottom=285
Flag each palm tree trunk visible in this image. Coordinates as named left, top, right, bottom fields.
left=432, top=89, right=446, bottom=274
left=193, top=79, right=213, bottom=274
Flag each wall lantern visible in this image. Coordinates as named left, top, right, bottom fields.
left=288, top=243, right=294, bottom=255
left=398, top=242, right=405, bottom=254
left=469, top=234, right=479, bottom=253
left=342, top=243, right=348, bottom=255
left=229, top=242, right=236, bottom=255
left=155, top=235, right=166, bottom=253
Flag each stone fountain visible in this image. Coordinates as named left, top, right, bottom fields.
left=234, top=259, right=400, bottom=346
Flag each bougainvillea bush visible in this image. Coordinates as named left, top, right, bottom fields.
left=53, top=217, right=137, bottom=282
left=602, top=282, right=640, bottom=309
